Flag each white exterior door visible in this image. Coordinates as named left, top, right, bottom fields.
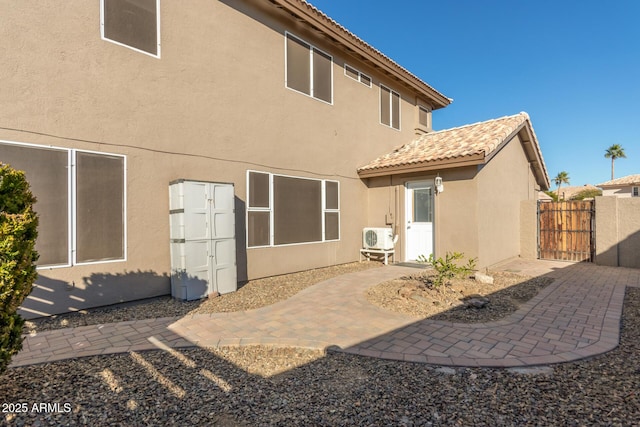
left=405, top=181, right=434, bottom=261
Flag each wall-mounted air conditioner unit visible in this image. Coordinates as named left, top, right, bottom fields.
left=363, top=227, right=394, bottom=250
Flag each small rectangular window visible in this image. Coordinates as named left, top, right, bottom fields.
left=285, top=33, right=333, bottom=103
left=102, top=0, right=160, bottom=57
left=344, top=64, right=372, bottom=87
left=418, top=106, right=430, bottom=128
left=633, top=186, right=639, bottom=197
left=324, top=180, right=339, bottom=241
left=380, top=85, right=400, bottom=130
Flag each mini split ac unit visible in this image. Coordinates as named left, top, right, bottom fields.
left=363, top=227, right=394, bottom=250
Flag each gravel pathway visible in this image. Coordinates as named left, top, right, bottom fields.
left=2, top=288, right=639, bottom=426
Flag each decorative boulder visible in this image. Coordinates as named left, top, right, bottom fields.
left=473, top=272, right=494, bottom=284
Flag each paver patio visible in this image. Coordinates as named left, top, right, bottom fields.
left=10, top=259, right=640, bottom=368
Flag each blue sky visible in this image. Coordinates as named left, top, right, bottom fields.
left=309, top=0, right=639, bottom=188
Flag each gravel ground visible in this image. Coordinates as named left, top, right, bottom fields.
left=2, top=288, right=640, bottom=425
left=366, top=271, right=555, bottom=323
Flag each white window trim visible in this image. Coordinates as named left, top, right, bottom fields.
left=323, top=180, right=340, bottom=242
left=246, top=170, right=340, bottom=248
left=0, top=140, right=127, bottom=269
left=100, top=0, right=162, bottom=59
left=72, top=148, right=128, bottom=267
left=344, top=64, right=372, bottom=87
left=284, top=32, right=334, bottom=105
left=379, top=84, right=401, bottom=131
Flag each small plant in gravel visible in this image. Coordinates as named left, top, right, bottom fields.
left=418, top=252, right=476, bottom=288
left=0, top=164, right=39, bottom=375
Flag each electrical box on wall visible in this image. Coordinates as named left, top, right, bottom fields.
left=385, top=212, right=394, bottom=224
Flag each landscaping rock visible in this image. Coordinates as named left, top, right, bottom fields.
left=473, top=272, right=494, bottom=284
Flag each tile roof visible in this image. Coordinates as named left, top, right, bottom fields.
left=358, top=112, right=549, bottom=188
left=597, top=174, right=640, bottom=187
left=270, top=0, right=451, bottom=109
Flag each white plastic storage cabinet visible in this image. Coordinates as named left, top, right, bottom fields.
left=169, top=180, right=237, bottom=300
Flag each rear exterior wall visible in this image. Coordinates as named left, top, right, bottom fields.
left=2, top=0, right=433, bottom=316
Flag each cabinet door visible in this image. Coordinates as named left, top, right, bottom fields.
left=209, top=183, right=237, bottom=294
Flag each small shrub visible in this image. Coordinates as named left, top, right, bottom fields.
left=418, top=252, right=477, bottom=288
left=570, top=188, right=602, bottom=200
left=0, top=163, right=39, bottom=374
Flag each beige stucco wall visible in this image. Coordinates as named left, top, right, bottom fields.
left=595, top=196, right=640, bottom=268
left=365, top=132, right=539, bottom=269
left=365, top=167, right=481, bottom=264
left=602, top=187, right=636, bottom=198
left=519, top=200, right=538, bottom=260
left=476, top=134, right=537, bottom=267
left=2, top=0, right=438, bottom=317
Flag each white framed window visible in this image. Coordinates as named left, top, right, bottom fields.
left=0, top=141, right=126, bottom=268
left=418, top=105, right=431, bottom=129
left=344, top=64, right=372, bottom=87
left=247, top=171, right=340, bottom=247
left=101, top=0, right=161, bottom=58
left=380, top=85, right=400, bottom=130
left=285, top=32, right=333, bottom=104
left=633, top=186, right=639, bottom=197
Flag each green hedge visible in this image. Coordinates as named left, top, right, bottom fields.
left=0, top=163, right=38, bottom=374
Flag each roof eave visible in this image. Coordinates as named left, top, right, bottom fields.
left=268, top=0, right=451, bottom=109
left=357, top=154, right=485, bottom=178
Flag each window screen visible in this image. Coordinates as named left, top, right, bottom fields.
left=76, top=152, right=125, bottom=263
left=419, top=106, right=430, bottom=127
left=313, top=48, right=332, bottom=103
left=380, top=86, right=391, bottom=126
left=325, top=181, right=339, bottom=210
left=286, top=33, right=332, bottom=103
left=249, top=172, right=270, bottom=208
left=0, top=143, right=69, bottom=266
left=273, top=176, right=322, bottom=245
left=345, top=65, right=359, bottom=80
left=381, top=86, right=400, bottom=130
left=391, top=91, right=400, bottom=130
left=103, top=0, right=159, bottom=56
left=248, top=211, right=270, bottom=247
left=325, top=212, right=339, bottom=241
left=286, top=34, right=311, bottom=95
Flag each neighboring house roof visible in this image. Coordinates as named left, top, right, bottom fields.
left=357, top=112, right=550, bottom=189
left=553, top=184, right=600, bottom=199
left=597, top=174, right=640, bottom=187
left=538, top=191, right=554, bottom=201
left=268, top=0, right=452, bottom=109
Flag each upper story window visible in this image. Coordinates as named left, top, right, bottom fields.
left=380, top=85, right=400, bottom=130
left=344, top=64, right=372, bottom=87
left=633, top=186, right=639, bottom=197
left=415, top=104, right=432, bottom=133
left=101, top=0, right=160, bottom=57
left=285, top=33, right=333, bottom=104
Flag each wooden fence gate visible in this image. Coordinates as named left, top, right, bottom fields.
left=538, top=200, right=595, bottom=262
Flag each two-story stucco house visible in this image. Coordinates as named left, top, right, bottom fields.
left=1, top=0, right=549, bottom=318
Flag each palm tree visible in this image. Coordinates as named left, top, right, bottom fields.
left=554, top=171, right=570, bottom=200
left=604, top=144, right=626, bottom=180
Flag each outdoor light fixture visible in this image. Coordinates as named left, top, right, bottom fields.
left=435, top=176, right=444, bottom=193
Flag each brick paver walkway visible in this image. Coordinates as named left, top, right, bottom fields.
left=10, top=259, right=640, bottom=368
